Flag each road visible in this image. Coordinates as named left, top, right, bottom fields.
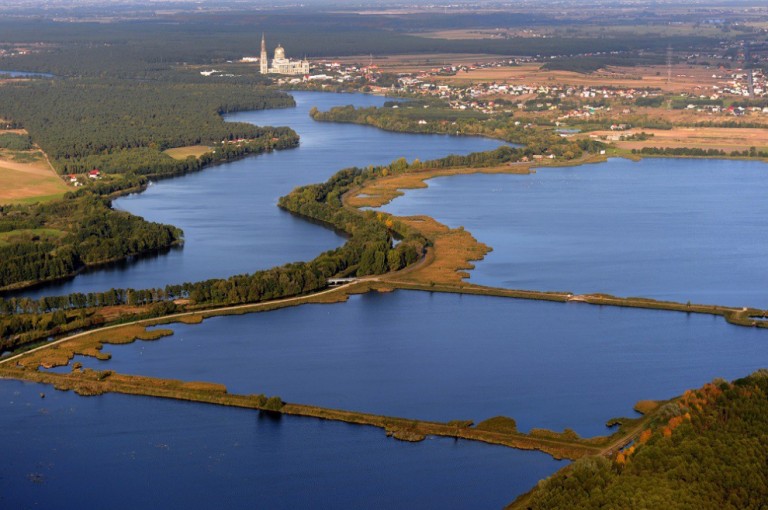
left=0, top=281, right=358, bottom=367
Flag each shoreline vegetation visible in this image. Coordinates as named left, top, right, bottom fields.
left=6, top=140, right=765, bottom=353
left=0, top=83, right=299, bottom=293
left=1, top=121, right=765, bottom=351
left=311, top=102, right=768, bottom=164
left=1, top=94, right=767, bottom=506
left=310, top=102, right=607, bottom=159
left=0, top=10, right=766, bottom=504
left=2, top=146, right=767, bottom=463
left=0, top=283, right=672, bottom=461
left=508, top=370, right=768, bottom=509
left=0, top=123, right=300, bottom=293
left=0, top=364, right=641, bottom=461
left=2, top=278, right=762, bottom=463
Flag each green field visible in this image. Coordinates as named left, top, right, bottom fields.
left=0, top=228, right=67, bottom=247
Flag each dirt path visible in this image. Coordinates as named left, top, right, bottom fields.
left=599, top=422, right=646, bottom=456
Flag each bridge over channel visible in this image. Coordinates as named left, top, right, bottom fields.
left=327, top=278, right=357, bottom=286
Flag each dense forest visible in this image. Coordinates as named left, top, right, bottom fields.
left=0, top=17, right=720, bottom=79
left=0, top=78, right=300, bottom=293
left=0, top=195, right=182, bottom=291
left=514, top=371, right=768, bottom=509
left=0, top=80, right=296, bottom=175
left=542, top=53, right=668, bottom=73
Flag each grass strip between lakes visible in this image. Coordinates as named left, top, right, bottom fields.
left=1, top=323, right=659, bottom=463
left=1, top=147, right=767, bottom=467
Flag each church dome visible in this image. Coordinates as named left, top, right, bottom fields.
left=274, top=45, right=286, bottom=60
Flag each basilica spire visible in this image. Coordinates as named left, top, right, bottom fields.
left=260, top=33, right=268, bottom=74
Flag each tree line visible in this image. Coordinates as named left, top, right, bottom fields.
left=0, top=124, right=299, bottom=293
left=1, top=17, right=720, bottom=79
left=0, top=195, right=183, bottom=290
left=1, top=145, right=545, bottom=348
left=311, top=103, right=606, bottom=160
left=542, top=53, right=667, bottom=74
left=0, top=80, right=295, bottom=174
left=634, top=146, right=768, bottom=158
left=0, top=133, right=33, bottom=150
left=517, top=371, right=768, bottom=509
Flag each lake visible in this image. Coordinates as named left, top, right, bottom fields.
left=14, top=91, right=500, bottom=299
left=0, top=379, right=563, bottom=509
left=381, top=157, right=768, bottom=308
left=0, top=70, right=54, bottom=78
left=63, top=290, right=768, bottom=438
left=2, top=92, right=555, bottom=508
left=7, top=91, right=768, bottom=506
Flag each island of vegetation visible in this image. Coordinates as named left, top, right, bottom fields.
left=2, top=144, right=766, bottom=467
left=3, top=94, right=768, bottom=509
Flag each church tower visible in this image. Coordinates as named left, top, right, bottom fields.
left=260, top=33, right=268, bottom=74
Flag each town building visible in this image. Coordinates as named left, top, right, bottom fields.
left=259, top=34, right=309, bottom=76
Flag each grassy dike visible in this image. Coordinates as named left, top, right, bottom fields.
left=343, top=160, right=768, bottom=329
left=0, top=296, right=664, bottom=463
left=0, top=363, right=614, bottom=460
left=1, top=148, right=766, bottom=469
left=382, top=280, right=767, bottom=328
left=0, top=275, right=667, bottom=461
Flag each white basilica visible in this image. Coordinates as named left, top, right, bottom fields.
left=260, top=34, right=309, bottom=75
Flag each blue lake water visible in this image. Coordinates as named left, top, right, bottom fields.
left=14, top=91, right=500, bottom=299
left=381, top=158, right=768, bottom=308
left=67, top=290, right=768, bottom=437
left=0, top=379, right=562, bottom=509
left=6, top=90, right=768, bottom=505
left=2, top=93, right=550, bottom=507
left=0, top=70, right=54, bottom=78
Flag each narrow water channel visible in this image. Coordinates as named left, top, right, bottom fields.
left=14, top=92, right=500, bottom=299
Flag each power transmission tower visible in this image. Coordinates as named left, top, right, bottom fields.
left=666, top=45, right=672, bottom=84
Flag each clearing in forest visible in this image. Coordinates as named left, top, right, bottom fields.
left=0, top=132, right=69, bottom=205
left=163, top=145, right=212, bottom=160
